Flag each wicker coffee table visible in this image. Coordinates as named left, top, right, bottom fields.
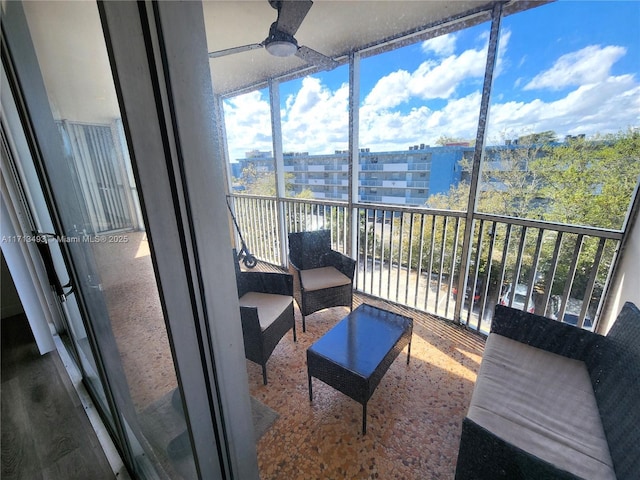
left=307, top=303, right=413, bottom=434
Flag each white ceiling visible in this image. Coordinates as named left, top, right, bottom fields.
left=203, top=0, right=499, bottom=96
left=20, top=0, right=544, bottom=123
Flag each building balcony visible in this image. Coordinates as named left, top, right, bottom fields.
left=5, top=187, right=634, bottom=478
left=104, top=228, right=486, bottom=478
left=4, top=1, right=638, bottom=478
left=222, top=192, right=635, bottom=477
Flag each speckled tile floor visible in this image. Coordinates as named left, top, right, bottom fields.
left=92, top=231, right=179, bottom=410
left=93, top=237, right=486, bottom=479
left=248, top=295, right=485, bottom=480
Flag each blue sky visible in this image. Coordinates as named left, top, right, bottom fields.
left=224, top=1, right=640, bottom=162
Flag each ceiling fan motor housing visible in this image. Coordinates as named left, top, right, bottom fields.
left=264, top=22, right=299, bottom=57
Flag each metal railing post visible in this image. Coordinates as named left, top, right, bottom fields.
left=348, top=52, right=361, bottom=259
left=454, top=2, right=503, bottom=324
left=269, top=79, right=288, bottom=266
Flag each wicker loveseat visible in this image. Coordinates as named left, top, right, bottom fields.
left=456, top=301, right=640, bottom=480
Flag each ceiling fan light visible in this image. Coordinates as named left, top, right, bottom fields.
left=265, top=40, right=298, bottom=57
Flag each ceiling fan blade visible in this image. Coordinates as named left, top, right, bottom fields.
left=296, top=46, right=339, bottom=71
left=208, top=43, right=264, bottom=59
left=276, top=0, right=313, bottom=36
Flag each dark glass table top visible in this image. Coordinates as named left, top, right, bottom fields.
left=307, top=303, right=412, bottom=378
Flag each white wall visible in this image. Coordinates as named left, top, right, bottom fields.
left=604, top=209, right=640, bottom=332
left=0, top=197, right=55, bottom=354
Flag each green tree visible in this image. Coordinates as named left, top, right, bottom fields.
left=293, top=188, right=314, bottom=199
left=240, top=166, right=312, bottom=199
left=530, top=130, right=640, bottom=297
left=435, top=135, right=475, bottom=146
left=532, top=129, right=640, bottom=229
left=238, top=164, right=276, bottom=195
left=518, top=130, right=557, bottom=145
left=426, top=181, right=470, bottom=211
left=428, top=129, right=640, bottom=229
left=478, top=142, right=546, bottom=219
left=424, top=129, right=640, bottom=301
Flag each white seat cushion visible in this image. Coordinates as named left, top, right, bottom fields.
left=300, top=266, right=350, bottom=292
left=238, top=292, right=293, bottom=331
left=468, top=333, right=615, bottom=480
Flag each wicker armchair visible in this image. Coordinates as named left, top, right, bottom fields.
left=288, top=230, right=355, bottom=332
left=233, top=250, right=296, bottom=385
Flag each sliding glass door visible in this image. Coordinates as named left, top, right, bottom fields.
left=2, top=1, right=257, bottom=479
left=2, top=1, right=197, bottom=477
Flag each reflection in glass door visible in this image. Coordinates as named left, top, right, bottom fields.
left=59, top=120, right=141, bottom=234
left=4, top=1, right=196, bottom=477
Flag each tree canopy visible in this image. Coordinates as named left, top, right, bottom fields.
left=532, top=130, right=640, bottom=229
left=429, top=129, right=640, bottom=230
left=425, top=129, right=640, bottom=300
left=234, top=164, right=313, bottom=198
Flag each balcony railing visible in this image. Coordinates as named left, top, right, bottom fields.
left=228, top=194, right=622, bottom=334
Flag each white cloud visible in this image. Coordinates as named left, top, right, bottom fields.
left=281, top=77, right=349, bottom=153
left=223, top=90, right=272, bottom=162
left=363, top=66, right=639, bottom=151
left=409, top=48, right=486, bottom=99
left=421, top=33, right=457, bottom=57
left=363, top=43, right=487, bottom=110
left=524, top=45, right=627, bottom=91
left=362, top=69, right=412, bottom=109
left=494, top=29, right=512, bottom=78
left=360, top=92, right=483, bottom=149
left=224, top=39, right=639, bottom=161
left=488, top=74, right=640, bottom=141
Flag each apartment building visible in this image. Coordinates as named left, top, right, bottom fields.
left=232, top=144, right=473, bottom=205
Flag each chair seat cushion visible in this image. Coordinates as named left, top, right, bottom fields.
left=300, top=266, right=351, bottom=292
left=468, top=333, right=615, bottom=480
left=239, top=292, right=293, bottom=331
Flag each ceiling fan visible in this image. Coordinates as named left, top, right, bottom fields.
left=208, top=0, right=339, bottom=71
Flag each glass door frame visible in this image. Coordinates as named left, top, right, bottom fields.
left=2, top=1, right=259, bottom=478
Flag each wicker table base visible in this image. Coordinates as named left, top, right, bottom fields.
left=307, top=303, right=413, bottom=434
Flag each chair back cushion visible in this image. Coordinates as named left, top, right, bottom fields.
left=288, top=230, right=331, bottom=270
